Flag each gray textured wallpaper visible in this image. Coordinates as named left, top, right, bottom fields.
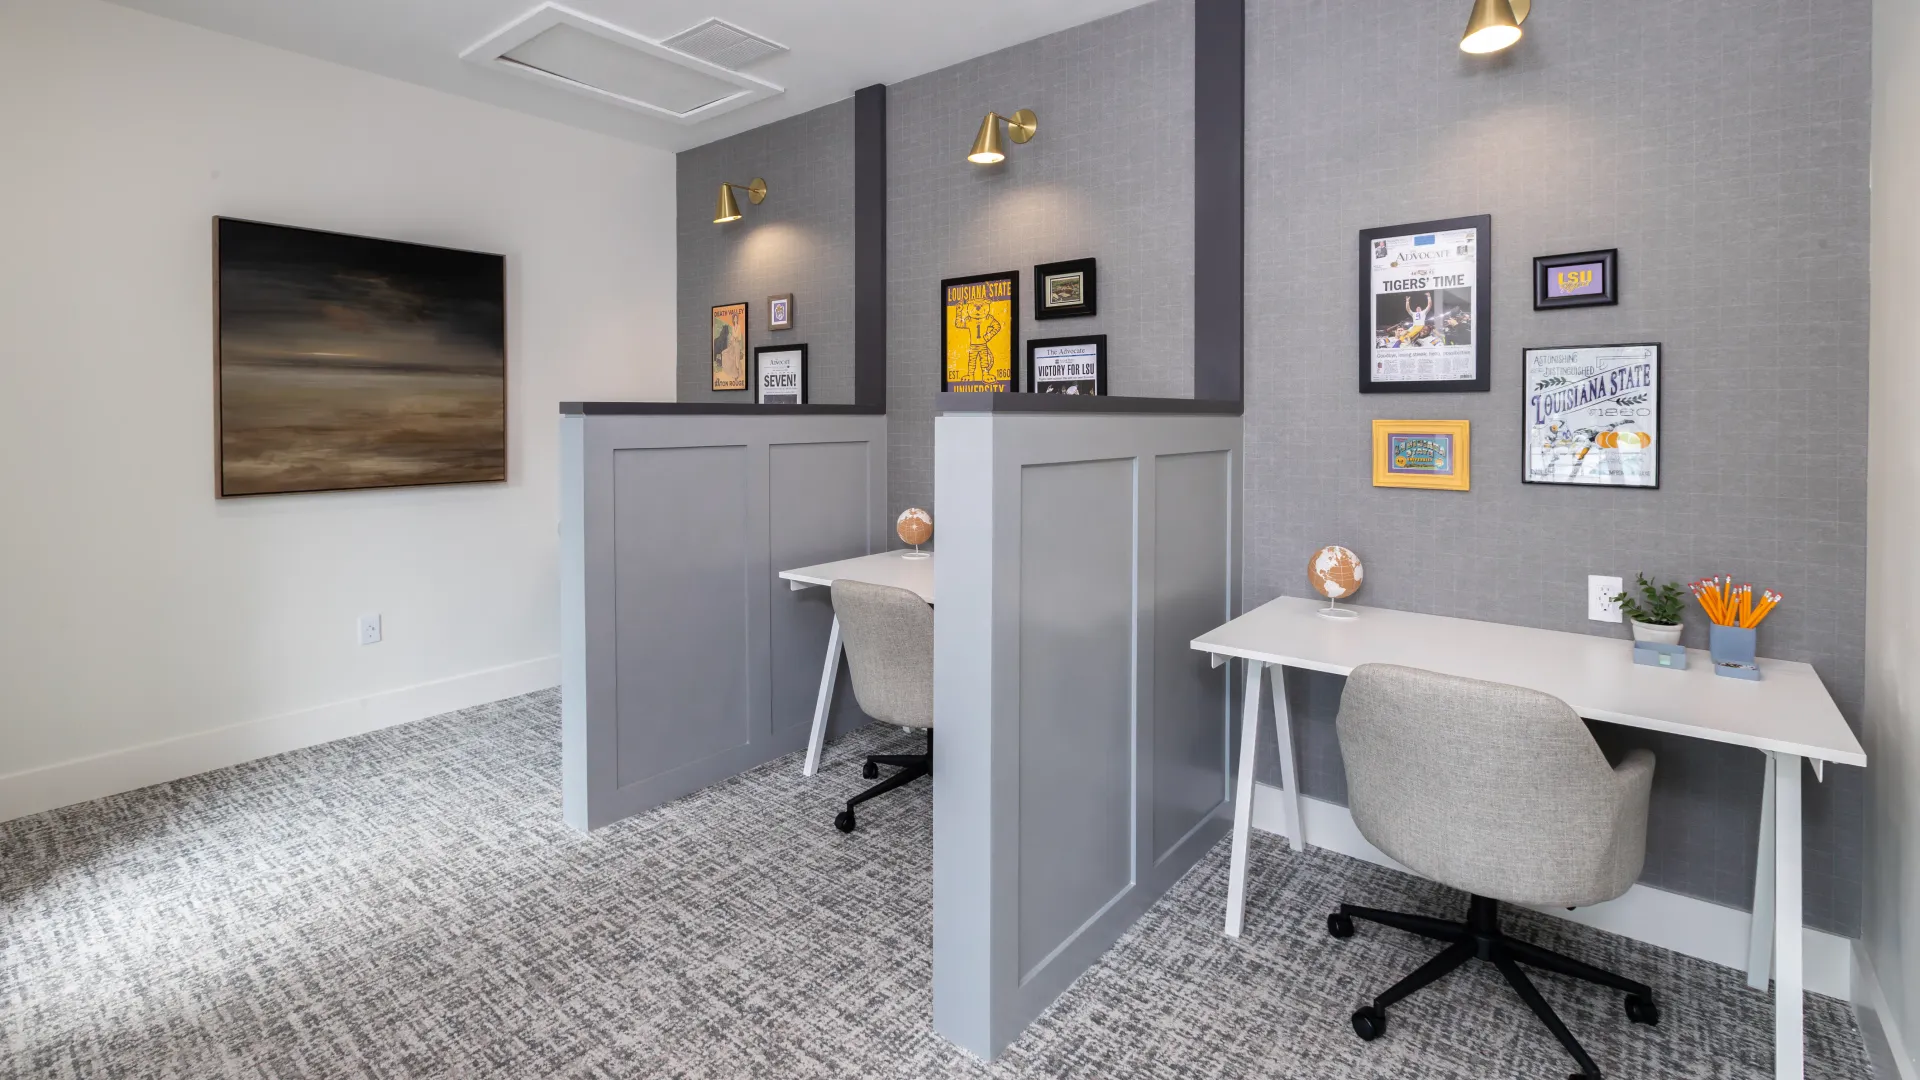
left=677, top=99, right=855, bottom=404
left=884, top=0, right=1197, bottom=514
left=1243, top=0, right=1871, bottom=935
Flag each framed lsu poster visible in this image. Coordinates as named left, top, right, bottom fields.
left=940, top=271, right=1018, bottom=393
left=1372, top=419, right=1471, bottom=491
left=711, top=301, right=749, bottom=391
left=1522, top=343, right=1660, bottom=488
left=1359, top=215, right=1491, bottom=393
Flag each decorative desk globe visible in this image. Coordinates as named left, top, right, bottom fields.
left=897, top=507, right=932, bottom=558
left=1309, top=545, right=1363, bottom=620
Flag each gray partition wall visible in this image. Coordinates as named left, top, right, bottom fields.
left=559, top=405, right=887, bottom=831
left=931, top=405, right=1242, bottom=1058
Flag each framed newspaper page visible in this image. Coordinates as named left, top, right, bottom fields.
left=1522, top=343, right=1661, bottom=489
left=1358, top=215, right=1491, bottom=393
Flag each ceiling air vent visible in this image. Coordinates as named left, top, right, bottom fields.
left=461, top=3, right=783, bottom=124
left=662, top=19, right=788, bottom=71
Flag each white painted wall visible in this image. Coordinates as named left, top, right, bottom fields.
left=1865, top=0, right=1920, bottom=1074
left=0, top=0, right=676, bottom=816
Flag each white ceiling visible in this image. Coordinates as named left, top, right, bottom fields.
left=105, top=0, right=1161, bottom=152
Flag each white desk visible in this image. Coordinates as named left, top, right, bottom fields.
left=779, top=550, right=935, bottom=776
left=1191, top=595, right=1865, bottom=1080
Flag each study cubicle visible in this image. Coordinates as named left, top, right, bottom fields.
left=556, top=392, right=1245, bottom=1062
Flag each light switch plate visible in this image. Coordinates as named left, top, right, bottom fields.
left=1589, top=576, right=1624, bottom=623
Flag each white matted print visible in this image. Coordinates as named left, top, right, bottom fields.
left=768, top=293, right=792, bottom=330
left=754, top=344, right=807, bottom=405
left=1523, top=343, right=1660, bottom=488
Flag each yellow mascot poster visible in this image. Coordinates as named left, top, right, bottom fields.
left=942, top=272, right=1018, bottom=392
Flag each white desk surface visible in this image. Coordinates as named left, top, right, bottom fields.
left=1192, top=595, right=1864, bottom=767
left=779, top=550, right=935, bottom=604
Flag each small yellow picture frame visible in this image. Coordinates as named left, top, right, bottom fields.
left=1372, top=419, right=1471, bottom=491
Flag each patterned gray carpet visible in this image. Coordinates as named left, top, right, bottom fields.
left=1, top=690, right=1870, bottom=1079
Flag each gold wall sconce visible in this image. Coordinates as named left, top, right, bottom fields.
left=713, top=178, right=768, bottom=223
left=1460, top=0, right=1529, bottom=54
left=967, top=109, right=1038, bottom=164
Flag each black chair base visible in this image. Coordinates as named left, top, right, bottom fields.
left=834, top=729, right=932, bottom=833
left=1327, top=894, right=1659, bottom=1080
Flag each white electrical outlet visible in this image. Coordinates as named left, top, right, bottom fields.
left=358, top=613, right=383, bottom=645
left=1588, top=576, right=1624, bottom=623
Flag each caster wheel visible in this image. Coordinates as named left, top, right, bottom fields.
left=1624, top=994, right=1660, bottom=1026
left=862, top=761, right=880, bottom=780
left=834, top=810, right=856, bottom=833
left=1350, top=1006, right=1385, bottom=1042
left=1327, top=912, right=1355, bottom=939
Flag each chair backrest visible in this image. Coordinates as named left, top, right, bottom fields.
left=1336, top=663, right=1646, bottom=906
left=830, top=579, right=934, bottom=729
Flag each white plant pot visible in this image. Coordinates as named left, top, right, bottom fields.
left=1630, top=619, right=1683, bottom=646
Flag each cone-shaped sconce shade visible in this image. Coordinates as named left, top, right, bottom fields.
left=1460, top=0, right=1525, bottom=53
left=714, top=183, right=742, bottom=223
left=968, top=113, right=1006, bottom=164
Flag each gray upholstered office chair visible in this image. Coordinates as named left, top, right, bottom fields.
left=1327, top=663, right=1659, bottom=1080
left=828, top=579, right=934, bottom=834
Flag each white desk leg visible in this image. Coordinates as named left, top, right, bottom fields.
left=802, top=616, right=842, bottom=777
left=1746, top=752, right=1778, bottom=990
left=1224, top=659, right=1266, bottom=938
left=1772, top=751, right=1805, bottom=1080
left=1271, top=665, right=1303, bottom=853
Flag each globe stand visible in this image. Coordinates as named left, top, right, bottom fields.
left=902, top=545, right=929, bottom=561
left=1317, top=596, right=1359, bottom=620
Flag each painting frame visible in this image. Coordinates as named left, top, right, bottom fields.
left=754, top=343, right=808, bottom=404
left=1372, top=419, right=1471, bottom=491
left=768, top=293, right=793, bottom=330
left=940, top=270, right=1020, bottom=393
left=1033, top=257, right=1097, bottom=320
left=212, top=216, right=507, bottom=499
left=1521, top=342, right=1661, bottom=489
left=1358, top=214, right=1492, bottom=394
left=711, top=301, right=749, bottom=391
left=1534, top=249, right=1619, bottom=309
left=1027, top=334, right=1107, bottom=395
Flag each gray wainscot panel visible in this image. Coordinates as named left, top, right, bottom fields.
left=560, top=410, right=888, bottom=831
left=931, top=411, right=1242, bottom=1058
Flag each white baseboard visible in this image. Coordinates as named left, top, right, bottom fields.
left=1853, top=940, right=1919, bottom=1080
left=1249, top=783, right=1855, bottom=1001
left=0, top=657, right=559, bottom=823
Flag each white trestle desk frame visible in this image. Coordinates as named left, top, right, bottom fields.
left=778, top=551, right=936, bottom=777
left=1191, top=596, right=1865, bottom=1080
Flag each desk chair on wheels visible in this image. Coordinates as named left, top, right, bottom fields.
left=1328, top=663, right=1661, bottom=1080
left=828, top=579, right=934, bottom=833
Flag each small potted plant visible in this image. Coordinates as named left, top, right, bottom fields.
left=1613, top=574, right=1685, bottom=645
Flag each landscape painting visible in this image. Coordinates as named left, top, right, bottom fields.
left=215, top=218, right=507, bottom=497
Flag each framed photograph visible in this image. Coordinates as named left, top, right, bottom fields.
left=754, top=344, right=807, bottom=404
left=1359, top=215, right=1491, bottom=393
left=711, top=301, right=748, bottom=391
left=214, top=217, right=506, bottom=498
left=1027, top=335, right=1106, bottom=395
left=1534, top=249, right=1618, bottom=309
left=768, top=293, right=793, bottom=330
left=1522, top=343, right=1660, bottom=488
left=941, top=271, right=1019, bottom=393
left=1033, top=257, right=1096, bottom=319
left=1372, top=419, right=1471, bottom=491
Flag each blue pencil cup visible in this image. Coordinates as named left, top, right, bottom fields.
left=1709, top=624, right=1760, bottom=680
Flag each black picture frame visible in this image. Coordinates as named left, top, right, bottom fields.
left=1027, top=334, right=1107, bottom=395
left=939, top=271, right=1020, bottom=393
left=754, top=343, right=808, bottom=404
left=1358, top=214, right=1492, bottom=394
left=1534, top=249, right=1619, bottom=309
left=1033, top=257, right=1097, bottom=319
left=1520, top=342, right=1661, bottom=490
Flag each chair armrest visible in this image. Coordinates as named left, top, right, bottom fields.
left=1613, top=747, right=1656, bottom=799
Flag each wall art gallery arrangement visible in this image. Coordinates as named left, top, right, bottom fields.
left=1356, top=214, right=1652, bottom=492
left=213, top=217, right=507, bottom=498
